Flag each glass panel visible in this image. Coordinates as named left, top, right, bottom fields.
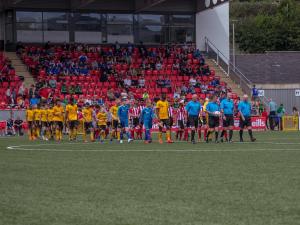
left=16, top=11, right=42, bottom=23
left=107, top=24, right=133, bottom=35
left=107, top=24, right=133, bottom=43
left=107, top=14, right=133, bottom=24
left=138, top=14, right=167, bottom=25
left=170, top=15, right=194, bottom=26
left=43, top=12, right=68, bottom=31
left=75, top=31, right=102, bottom=44
left=170, top=27, right=194, bottom=43
left=16, top=23, right=43, bottom=30
left=17, top=30, right=43, bottom=43
left=5, top=23, right=14, bottom=43
left=138, top=25, right=168, bottom=44
left=74, top=13, right=101, bottom=31
left=44, top=31, right=69, bottom=43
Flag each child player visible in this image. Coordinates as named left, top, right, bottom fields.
left=140, top=99, right=155, bottom=143
left=96, top=105, right=108, bottom=143
left=65, top=98, right=78, bottom=141
left=117, top=99, right=133, bottom=144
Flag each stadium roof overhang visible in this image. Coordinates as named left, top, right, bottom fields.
left=0, top=0, right=228, bottom=13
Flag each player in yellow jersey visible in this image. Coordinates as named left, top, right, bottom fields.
left=40, top=104, right=49, bottom=140
left=33, top=104, right=42, bottom=139
left=96, top=105, right=108, bottom=143
left=82, top=103, right=94, bottom=142
left=26, top=105, right=35, bottom=140
left=47, top=105, right=54, bottom=140
left=52, top=100, right=65, bottom=141
left=65, top=99, right=78, bottom=141
left=109, top=99, right=120, bottom=141
left=156, top=94, right=174, bottom=144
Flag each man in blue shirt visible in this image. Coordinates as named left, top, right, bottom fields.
left=30, top=94, right=40, bottom=106
left=220, top=93, right=235, bottom=142
left=252, top=85, right=259, bottom=101
left=205, top=95, right=221, bottom=143
left=185, top=94, right=202, bottom=144
left=238, top=94, right=256, bottom=142
left=268, top=98, right=277, bottom=130
left=140, top=100, right=155, bottom=143
left=117, top=99, right=133, bottom=143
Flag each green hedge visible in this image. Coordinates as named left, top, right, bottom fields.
left=231, top=0, right=300, bottom=52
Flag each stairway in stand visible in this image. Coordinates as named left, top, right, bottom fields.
left=206, top=58, right=245, bottom=97
left=5, top=51, right=35, bottom=88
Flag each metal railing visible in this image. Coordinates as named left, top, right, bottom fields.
left=204, top=37, right=253, bottom=96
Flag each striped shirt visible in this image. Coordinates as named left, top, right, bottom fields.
left=130, top=107, right=140, bottom=118
left=176, top=107, right=186, bottom=121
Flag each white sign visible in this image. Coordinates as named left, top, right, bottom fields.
left=295, top=90, right=300, bottom=97
left=258, top=90, right=265, bottom=97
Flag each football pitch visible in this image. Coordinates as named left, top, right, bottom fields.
left=1, top=132, right=300, bottom=225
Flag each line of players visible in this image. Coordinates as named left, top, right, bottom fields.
left=25, top=92, right=256, bottom=143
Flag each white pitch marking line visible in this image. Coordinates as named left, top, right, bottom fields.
left=6, top=146, right=300, bottom=152
left=6, top=141, right=300, bottom=150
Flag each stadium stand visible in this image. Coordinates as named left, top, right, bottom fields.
left=15, top=43, right=238, bottom=106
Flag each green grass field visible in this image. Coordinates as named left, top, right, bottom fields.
left=1, top=131, right=300, bottom=225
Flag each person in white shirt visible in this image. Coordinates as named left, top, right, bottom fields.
left=189, top=76, right=197, bottom=87
left=155, top=62, right=162, bottom=71
left=124, top=76, right=132, bottom=88
left=138, top=76, right=145, bottom=88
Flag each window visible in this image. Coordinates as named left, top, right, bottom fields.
left=170, top=15, right=194, bottom=26
left=170, top=27, right=194, bottom=43
left=107, top=24, right=133, bottom=43
left=74, top=13, right=101, bottom=31
left=16, top=23, right=43, bottom=30
left=138, top=25, right=168, bottom=44
left=107, top=24, right=132, bottom=35
left=43, top=12, right=68, bottom=31
left=16, top=11, right=43, bottom=43
left=107, top=14, right=133, bottom=24
left=138, top=14, right=168, bottom=25
left=106, top=14, right=133, bottom=43
left=16, top=11, right=42, bottom=23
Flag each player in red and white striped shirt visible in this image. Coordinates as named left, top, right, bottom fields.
left=129, top=100, right=141, bottom=139
left=176, top=100, right=187, bottom=140
left=137, top=101, right=146, bottom=139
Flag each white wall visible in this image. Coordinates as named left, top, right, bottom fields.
left=196, top=2, right=229, bottom=63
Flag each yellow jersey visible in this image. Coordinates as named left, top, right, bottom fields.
left=110, top=105, right=118, bottom=121
left=156, top=100, right=169, bottom=120
left=203, top=101, right=209, bottom=112
left=52, top=105, right=65, bottom=122
left=66, top=104, right=78, bottom=121
left=47, top=108, right=54, bottom=122
left=97, top=112, right=107, bottom=126
left=40, top=109, right=48, bottom=122
left=82, top=107, right=93, bottom=122
left=26, top=109, right=34, bottom=122
left=33, top=109, right=42, bottom=121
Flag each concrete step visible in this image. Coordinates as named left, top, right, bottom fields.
left=5, top=51, right=35, bottom=88
left=206, top=58, right=244, bottom=97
